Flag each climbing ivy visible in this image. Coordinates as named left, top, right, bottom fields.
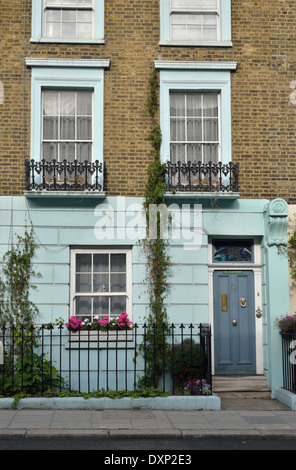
left=0, top=228, right=39, bottom=328
left=140, top=70, right=172, bottom=386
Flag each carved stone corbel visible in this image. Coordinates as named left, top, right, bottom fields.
left=265, top=198, right=289, bottom=247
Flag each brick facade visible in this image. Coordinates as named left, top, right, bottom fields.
left=1, top=1, right=296, bottom=201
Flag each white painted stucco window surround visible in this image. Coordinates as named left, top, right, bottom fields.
left=159, top=0, right=232, bottom=47
left=25, top=58, right=110, bottom=168
left=155, top=61, right=237, bottom=167
left=31, top=0, right=105, bottom=43
left=70, top=249, right=132, bottom=324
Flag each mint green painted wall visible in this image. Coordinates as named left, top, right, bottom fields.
left=0, top=195, right=290, bottom=396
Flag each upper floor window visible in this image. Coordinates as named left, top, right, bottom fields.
left=160, top=0, right=232, bottom=46
left=155, top=60, right=237, bottom=165
left=31, top=0, right=104, bottom=43
left=42, top=90, right=93, bottom=163
left=170, top=0, right=219, bottom=42
left=25, top=58, right=110, bottom=183
left=43, top=0, right=94, bottom=40
left=170, top=92, right=220, bottom=165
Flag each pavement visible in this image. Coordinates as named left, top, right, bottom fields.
left=1, top=397, right=296, bottom=440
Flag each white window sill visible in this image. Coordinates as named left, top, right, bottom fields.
left=24, top=191, right=106, bottom=199
left=159, top=40, right=232, bottom=47
left=164, top=192, right=240, bottom=200
left=30, top=37, right=105, bottom=44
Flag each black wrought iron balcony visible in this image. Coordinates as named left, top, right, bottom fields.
left=25, top=159, right=104, bottom=192
left=165, top=161, right=239, bottom=193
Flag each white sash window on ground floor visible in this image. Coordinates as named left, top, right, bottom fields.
left=70, top=249, right=132, bottom=323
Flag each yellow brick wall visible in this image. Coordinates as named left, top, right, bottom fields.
left=1, top=1, right=296, bottom=201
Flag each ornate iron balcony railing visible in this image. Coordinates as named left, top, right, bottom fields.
left=165, top=161, right=239, bottom=193
left=25, top=159, right=104, bottom=192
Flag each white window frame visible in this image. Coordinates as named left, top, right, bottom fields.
left=42, top=89, right=94, bottom=163
left=169, top=91, right=221, bottom=164
left=70, top=249, right=132, bottom=323
left=25, top=58, right=110, bottom=173
left=31, top=0, right=104, bottom=43
left=42, top=0, right=94, bottom=41
left=170, top=0, right=220, bottom=43
left=155, top=61, right=237, bottom=166
left=160, top=0, right=232, bottom=47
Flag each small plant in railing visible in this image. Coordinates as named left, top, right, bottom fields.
left=65, top=312, right=133, bottom=332
left=184, top=378, right=211, bottom=396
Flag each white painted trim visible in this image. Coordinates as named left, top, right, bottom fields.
left=154, top=60, right=237, bottom=70
left=159, top=41, right=233, bottom=47
left=25, top=58, right=110, bottom=69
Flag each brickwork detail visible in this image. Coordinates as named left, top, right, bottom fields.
left=1, top=1, right=296, bottom=202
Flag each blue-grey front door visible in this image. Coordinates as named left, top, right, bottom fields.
left=213, top=271, right=256, bottom=374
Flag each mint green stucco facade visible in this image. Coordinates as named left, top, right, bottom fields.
left=0, top=194, right=290, bottom=397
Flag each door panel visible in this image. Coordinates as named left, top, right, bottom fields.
left=213, top=271, right=256, bottom=374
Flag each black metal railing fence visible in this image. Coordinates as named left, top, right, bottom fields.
left=25, top=159, right=104, bottom=191
left=0, top=323, right=212, bottom=397
left=281, top=331, right=296, bottom=394
left=165, top=160, right=239, bottom=193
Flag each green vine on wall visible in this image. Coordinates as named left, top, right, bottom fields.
left=140, top=70, right=172, bottom=386
left=0, top=228, right=39, bottom=328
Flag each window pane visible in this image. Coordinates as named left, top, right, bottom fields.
left=43, top=142, right=57, bottom=160
left=76, top=143, right=92, bottom=161
left=203, top=118, right=218, bottom=141
left=75, top=296, right=92, bottom=317
left=203, top=94, right=218, bottom=116
left=111, top=254, right=126, bottom=272
left=76, top=253, right=91, bottom=272
left=76, top=273, right=91, bottom=292
left=203, top=143, right=218, bottom=163
left=187, top=94, right=202, bottom=116
left=59, top=142, right=75, bottom=159
left=93, top=297, right=109, bottom=319
left=187, top=143, right=202, bottom=162
left=60, top=92, right=75, bottom=115
left=77, top=91, right=92, bottom=115
left=187, top=118, right=202, bottom=141
left=170, top=93, right=185, bottom=117
left=77, top=117, right=92, bottom=140
left=43, top=91, right=59, bottom=116
left=111, top=274, right=126, bottom=293
left=60, top=116, right=75, bottom=140
left=43, top=116, right=59, bottom=140
left=110, top=296, right=126, bottom=317
left=171, top=118, right=186, bottom=141
left=171, top=143, right=186, bottom=163
left=93, top=254, right=109, bottom=272
left=93, top=273, right=109, bottom=292
left=62, top=10, right=76, bottom=22
left=62, top=22, right=76, bottom=39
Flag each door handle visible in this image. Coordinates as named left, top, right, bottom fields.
left=256, top=307, right=262, bottom=318
left=232, top=320, right=237, bottom=326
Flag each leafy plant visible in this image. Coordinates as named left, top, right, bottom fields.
left=0, top=229, right=39, bottom=328
left=1, top=352, right=64, bottom=396
left=168, top=338, right=204, bottom=386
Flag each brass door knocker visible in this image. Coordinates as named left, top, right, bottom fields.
left=240, top=297, right=247, bottom=308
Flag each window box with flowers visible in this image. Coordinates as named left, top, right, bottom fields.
left=275, top=314, right=296, bottom=334
left=66, top=312, right=133, bottom=342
